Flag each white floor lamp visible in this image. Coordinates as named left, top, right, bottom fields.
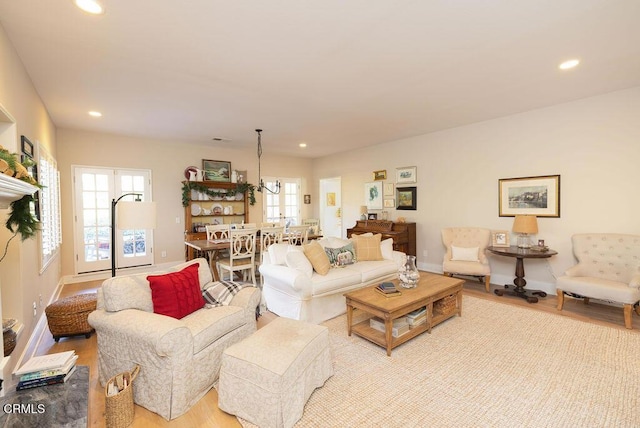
left=111, top=193, right=157, bottom=277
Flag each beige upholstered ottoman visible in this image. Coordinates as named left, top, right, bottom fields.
left=218, top=317, right=333, bottom=428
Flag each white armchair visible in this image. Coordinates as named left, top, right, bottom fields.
left=441, top=227, right=491, bottom=292
left=557, top=233, right=640, bottom=329
left=88, top=259, right=261, bottom=420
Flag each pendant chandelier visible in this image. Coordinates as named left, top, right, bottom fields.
left=256, top=129, right=281, bottom=194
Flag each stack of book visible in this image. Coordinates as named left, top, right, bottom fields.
left=14, top=350, right=78, bottom=391
left=375, top=282, right=402, bottom=297
left=406, top=306, right=427, bottom=328
left=369, top=316, right=410, bottom=338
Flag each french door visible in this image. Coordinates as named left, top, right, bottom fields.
left=262, top=177, right=301, bottom=227
left=73, top=166, right=154, bottom=274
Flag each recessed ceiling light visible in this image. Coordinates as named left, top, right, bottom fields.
left=74, top=0, right=105, bottom=15
left=299, top=143, right=307, bottom=148
left=559, top=59, right=580, bottom=70
left=88, top=111, right=102, bottom=117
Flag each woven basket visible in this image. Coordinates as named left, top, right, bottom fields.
left=105, top=365, right=140, bottom=428
left=433, top=294, right=457, bottom=315
left=45, top=293, right=97, bottom=341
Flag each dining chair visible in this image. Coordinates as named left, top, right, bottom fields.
left=257, top=226, right=284, bottom=285
left=217, top=228, right=258, bottom=286
left=230, top=223, right=257, bottom=230
left=302, top=218, right=320, bottom=235
left=286, top=225, right=309, bottom=246
left=205, top=224, right=230, bottom=277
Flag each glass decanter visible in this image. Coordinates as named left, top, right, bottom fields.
left=398, top=255, right=420, bottom=288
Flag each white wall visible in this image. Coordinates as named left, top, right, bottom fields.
left=0, top=24, right=60, bottom=377
left=312, top=86, right=640, bottom=294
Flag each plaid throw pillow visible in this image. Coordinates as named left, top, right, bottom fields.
left=202, top=280, right=252, bottom=307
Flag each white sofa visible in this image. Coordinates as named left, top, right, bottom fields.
left=88, top=258, right=261, bottom=420
left=259, top=236, right=406, bottom=324
left=556, top=233, right=640, bottom=329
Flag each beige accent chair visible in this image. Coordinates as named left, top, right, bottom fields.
left=557, top=233, right=640, bottom=329
left=441, top=227, right=491, bottom=292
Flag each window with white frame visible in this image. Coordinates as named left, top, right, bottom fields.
left=38, top=145, right=62, bottom=271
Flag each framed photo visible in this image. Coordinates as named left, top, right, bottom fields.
left=21, top=135, right=34, bottom=159
left=326, top=192, right=336, bottom=206
left=373, top=170, right=387, bottom=181
left=499, top=175, right=560, bottom=217
left=396, top=186, right=416, bottom=210
left=396, top=166, right=417, bottom=184
left=383, top=198, right=395, bottom=208
left=304, top=194, right=311, bottom=204
left=202, top=159, right=231, bottom=182
left=364, top=182, right=383, bottom=210
left=367, top=213, right=378, bottom=220
left=491, top=230, right=510, bottom=247
left=383, top=182, right=394, bottom=196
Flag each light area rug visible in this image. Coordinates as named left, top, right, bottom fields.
left=244, top=296, right=640, bottom=428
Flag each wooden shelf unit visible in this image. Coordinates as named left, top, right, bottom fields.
left=183, top=181, right=250, bottom=258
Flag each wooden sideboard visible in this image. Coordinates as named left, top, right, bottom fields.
left=347, top=220, right=416, bottom=257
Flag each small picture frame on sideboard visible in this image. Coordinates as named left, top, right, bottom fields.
left=491, top=230, right=510, bottom=247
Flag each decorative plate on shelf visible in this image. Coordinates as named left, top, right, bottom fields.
left=212, top=204, right=223, bottom=215
left=191, top=203, right=202, bottom=216
left=184, top=166, right=198, bottom=180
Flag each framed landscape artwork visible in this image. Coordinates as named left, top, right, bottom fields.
left=396, top=166, right=417, bottom=184
left=396, top=186, right=416, bottom=210
left=365, top=182, right=383, bottom=210
left=499, top=175, right=560, bottom=217
left=373, top=170, right=387, bottom=181
left=202, top=159, right=231, bottom=182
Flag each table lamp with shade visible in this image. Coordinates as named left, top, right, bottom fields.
left=512, top=215, right=538, bottom=248
left=360, top=206, right=368, bottom=220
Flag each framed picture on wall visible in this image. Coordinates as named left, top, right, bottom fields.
left=364, top=182, right=383, bottom=210
left=396, top=166, right=417, bottom=184
left=396, top=186, right=416, bottom=210
left=498, top=174, right=560, bottom=217
left=383, top=198, right=395, bottom=208
left=21, top=135, right=34, bottom=159
left=202, top=159, right=231, bottom=182
left=373, top=170, right=387, bottom=181
left=383, top=182, right=394, bottom=196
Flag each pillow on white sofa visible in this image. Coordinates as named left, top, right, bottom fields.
left=268, top=243, right=290, bottom=266
left=381, top=238, right=394, bottom=260
left=451, top=245, right=479, bottom=262
left=285, top=246, right=313, bottom=278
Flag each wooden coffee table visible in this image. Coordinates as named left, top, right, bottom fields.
left=345, top=272, right=464, bottom=356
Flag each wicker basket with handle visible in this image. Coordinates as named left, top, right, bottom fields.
left=105, top=365, right=140, bottom=428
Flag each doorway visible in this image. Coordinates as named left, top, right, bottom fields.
left=319, top=177, right=342, bottom=238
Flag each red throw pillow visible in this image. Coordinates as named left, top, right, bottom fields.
left=148, top=263, right=205, bottom=319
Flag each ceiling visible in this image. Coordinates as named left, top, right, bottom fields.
left=1, top=1, right=639, bottom=158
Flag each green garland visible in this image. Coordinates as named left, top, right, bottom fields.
left=6, top=194, right=39, bottom=241
left=182, top=182, right=256, bottom=207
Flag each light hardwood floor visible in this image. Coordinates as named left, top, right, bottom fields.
left=34, top=277, right=638, bottom=427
